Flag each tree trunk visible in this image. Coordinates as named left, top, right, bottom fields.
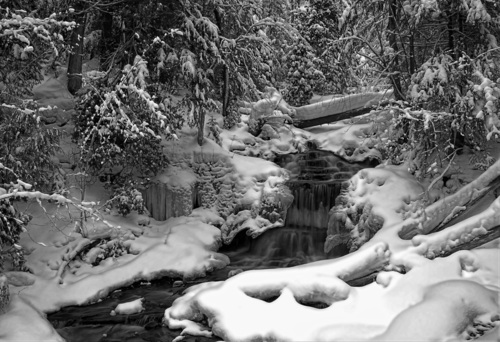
left=214, top=7, right=230, bottom=119
left=197, top=109, right=205, bottom=146
left=387, top=0, right=404, bottom=101
left=222, top=65, right=230, bottom=118
left=99, top=11, right=114, bottom=70
left=409, top=33, right=415, bottom=75
left=447, top=9, right=455, bottom=59
left=457, top=11, right=465, bottom=55
left=67, top=13, right=87, bottom=95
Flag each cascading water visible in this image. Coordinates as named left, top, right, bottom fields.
left=226, top=150, right=367, bottom=267
left=285, top=182, right=342, bottom=229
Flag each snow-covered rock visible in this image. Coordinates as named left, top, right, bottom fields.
left=112, top=298, right=144, bottom=315
left=326, top=166, right=424, bottom=253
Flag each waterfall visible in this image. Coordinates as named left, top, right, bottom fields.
left=285, top=182, right=342, bottom=229
left=242, top=150, right=367, bottom=262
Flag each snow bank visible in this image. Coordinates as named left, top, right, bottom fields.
left=165, top=244, right=499, bottom=341
left=10, top=215, right=228, bottom=314
left=0, top=297, right=64, bottom=342
left=165, top=159, right=500, bottom=341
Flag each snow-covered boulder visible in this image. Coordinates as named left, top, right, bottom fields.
left=111, top=298, right=144, bottom=315
left=326, top=166, right=424, bottom=253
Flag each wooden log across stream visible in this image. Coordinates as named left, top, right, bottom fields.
left=293, top=91, right=394, bottom=128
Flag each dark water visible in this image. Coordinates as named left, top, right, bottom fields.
left=48, top=150, right=363, bottom=341
left=49, top=276, right=227, bottom=342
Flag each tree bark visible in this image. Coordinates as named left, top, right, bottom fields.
left=409, top=33, right=415, bottom=74
left=214, top=7, right=230, bottom=120
left=221, top=64, right=230, bottom=119
left=197, top=109, right=205, bottom=146
left=99, top=11, right=114, bottom=70
left=387, top=0, right=404, bottom=101
left=447, top=9, right=455, bottom=59
left=67, top=13, right=87, bottom=95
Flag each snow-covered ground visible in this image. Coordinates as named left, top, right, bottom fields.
left=0, top=68, right=499, bottom=342
left=164, top=163, right=500, bottom=341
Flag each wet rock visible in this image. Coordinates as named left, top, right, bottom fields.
left=172, top=280, right=184, bottom=287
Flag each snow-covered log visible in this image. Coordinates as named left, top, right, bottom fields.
left=409, top=197, right=500, bottom=259
left=399, top=157, right=500, bottom=238
left=330, top=158, right=500, bottom=256
left=294, top=91, right=393, bottom=128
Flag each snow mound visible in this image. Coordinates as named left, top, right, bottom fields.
left=326, top=165, right=425, bottom=253
left=165, top=246, right=499, bottom=341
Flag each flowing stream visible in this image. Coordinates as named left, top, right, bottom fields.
left=48, top=150, right=367, bottom=341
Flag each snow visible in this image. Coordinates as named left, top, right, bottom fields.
left=165, top=244, right=499, bottom=342
left=112, top=298, right=144, bottom=315
left=163, top=106, right=500, bottom=341
left=1, top=66, right=499, bottom=342
left=294, top=91, right=394, bottom=121
left=0, top=297, right=64, bottom=342
left=153, top=165, right=197, bottom=189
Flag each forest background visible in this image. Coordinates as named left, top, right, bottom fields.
left=0, top=0, right=499, bottom=277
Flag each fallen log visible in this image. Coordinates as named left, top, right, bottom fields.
left=439, top=226, right=500, bottom=258
left=294, top=91, right=394, bottom=128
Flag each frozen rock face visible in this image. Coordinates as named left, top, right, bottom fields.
left=189, top=153, right=243, bottom=218
left=150, top=152, right=292, bottom=244
left=143, top=183, right=194, bottom=221
left=143, top=166, right=197, bottom=221
left=191, top=154, right=292, bottom=244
